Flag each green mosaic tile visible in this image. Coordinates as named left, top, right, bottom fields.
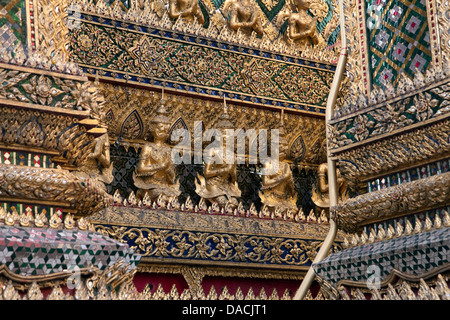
left=365, top=0, right=431, bottom=88
left=0, top=0, right=26, bottom=46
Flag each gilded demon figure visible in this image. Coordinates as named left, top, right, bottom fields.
left=133, top=95, right=181, bottom=202
left=74, top=132, right=114, bottom=191
left=312, top=162, right=349, bottom=209
left=286, top=0, right=324, bottom=46
left=168, top=0, right=205, bottom=25
left=259, top=118, right=298, bottom=211
left=227, top=0, right=264, bottom=36
left=195, top=102, right=241, bottom=208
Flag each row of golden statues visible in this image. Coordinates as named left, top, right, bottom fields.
left=137, top=0, right=325, bottom=46
left=132, top=96, right=299, bottom=211
left=82, top=95, right=346, bottom=215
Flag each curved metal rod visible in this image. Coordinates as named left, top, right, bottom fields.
left=293, top=0, right=348, bottom=300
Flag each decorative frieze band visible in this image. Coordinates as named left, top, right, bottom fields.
left=335, top=118, right=450, bottom=182
left=90, top=206, right=343, bottom=269
left=329, top=74, right=450, bottom=152
left=67, top=12, right=336, bottom=115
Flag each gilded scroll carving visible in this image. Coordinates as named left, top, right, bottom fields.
left=69, top=20, right=334, bottom=110
left=94, top=223, right=336, bottom=267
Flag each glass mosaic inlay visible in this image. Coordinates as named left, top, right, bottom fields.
left=365, top=0, right=432, bottom=88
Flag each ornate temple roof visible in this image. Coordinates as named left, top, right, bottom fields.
left=0, top=0, right=449, bottom=302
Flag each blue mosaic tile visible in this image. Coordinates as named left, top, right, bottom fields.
left=313, top=227, right=450, bottom=286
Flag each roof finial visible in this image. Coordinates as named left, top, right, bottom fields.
left=223, top=94, right=228, bottom=114
left=94, top=71, right=100, bottom=85
left=161, top=86, right=167, bottom=105
left=279, top=108, right=286, bottom=140
left=217, top=93, right=234, bottom=130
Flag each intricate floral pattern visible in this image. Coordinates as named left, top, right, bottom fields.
left=93, top=207, right=342, bottom=268
left=129, top=36, right=179, bottom=76
left=21, top=75, right=63, bottom=105
left=328, top=79, right=450, bottom=150
left=69, top=21, right=334, bottom=110
left=0, top=67, right=99, bottom=111
left=70, top=23, right=122, bottom=67
left=407, top=92, right=439, bottom=122
left=168, top=46, right=233, bottom=88
left=274, top=67, right=331, bottom=106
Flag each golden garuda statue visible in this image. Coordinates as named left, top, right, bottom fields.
left=259, top=114, right=298, bottom=212
left=311, top=162, right=349, bottom=209
left=133, top=92, right=181, bottom=202
left=168, top=0, right=205, bottom=25
left=226, top=0, right=264, bottom=36
left=195, top=99, right=241, bottom=208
